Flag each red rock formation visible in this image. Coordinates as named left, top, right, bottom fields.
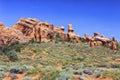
left=13, top=18, right=39, bottom=37
left=0, top=18, right=117, bottom=50
left=84, top=32, right=117, bottom=50
left=67, top=24, right=80, bottom=42
left=54, top=26, right=67, bottom=41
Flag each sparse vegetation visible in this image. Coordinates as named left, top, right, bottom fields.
left=0, top=42, right=120, bottom=80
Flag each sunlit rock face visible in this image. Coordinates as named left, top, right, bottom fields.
left=0, top=18, right=117, bottom=50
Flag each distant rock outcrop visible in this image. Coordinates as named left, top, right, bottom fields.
left=0, top=18, right=117, bottom=50
left=84, top=32, right=117, bottom=50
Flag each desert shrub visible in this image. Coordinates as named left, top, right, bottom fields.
left=79, top=63, right=86, bottom=69
left=7, top=51, right=18, bottom=61
left=32, top=49, right=37, bottom=53
left=78, top=70, right=83, bottom=75
left=39, top=66, right=61, bottom=80
left=73, top=70, right=82, bottom=75
left=93, top=70, right=102, bottom=78
left=1, top=45, right=10, bottom=53
left=23, top=65, right=35, bottom=71
left=0, top=44, right=19, bottom=61
left=65, top=67, right=74, bottom=73
left=117, top=43, right=120, bottom=50
left=0, top=72, right=6, bottom=78
left=72, top=57, right=85, bottom=62
left=26, top=68, right=37, bottom=75
left=23, top=65, right=36, bottom=75
left=0, top=65, right=7, bottom=71
left=77, top=75, right=85, bottom=80
left=13, top=44, right=21, bottom=52
left=111, top=64, right=120, bottom=68
left=29, top=39, right=35, bottom=44
left=80, top=38, right=86, bottom=43
left=0, top=50, right=4, bottom=55
left=54, top=34, right=65, bottom=43
left=9, top=73, right=18, bottom=79
left=103, top=70, right=120, bottom=80
left=44, top=70, right=60, bottom=80
left=56, top=72, right=73, bottom=80
left=9, top=66, right=24, bottom=74
left=0, top=50, right=18, bottom=61
left=97, top=63, right=111, bottom=68
left=83, top=67, right=95, bottom=75
left=22, top=77, right=33, bottom=80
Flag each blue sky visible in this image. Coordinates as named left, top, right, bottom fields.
left=0, top=0, right=120, bottom=41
